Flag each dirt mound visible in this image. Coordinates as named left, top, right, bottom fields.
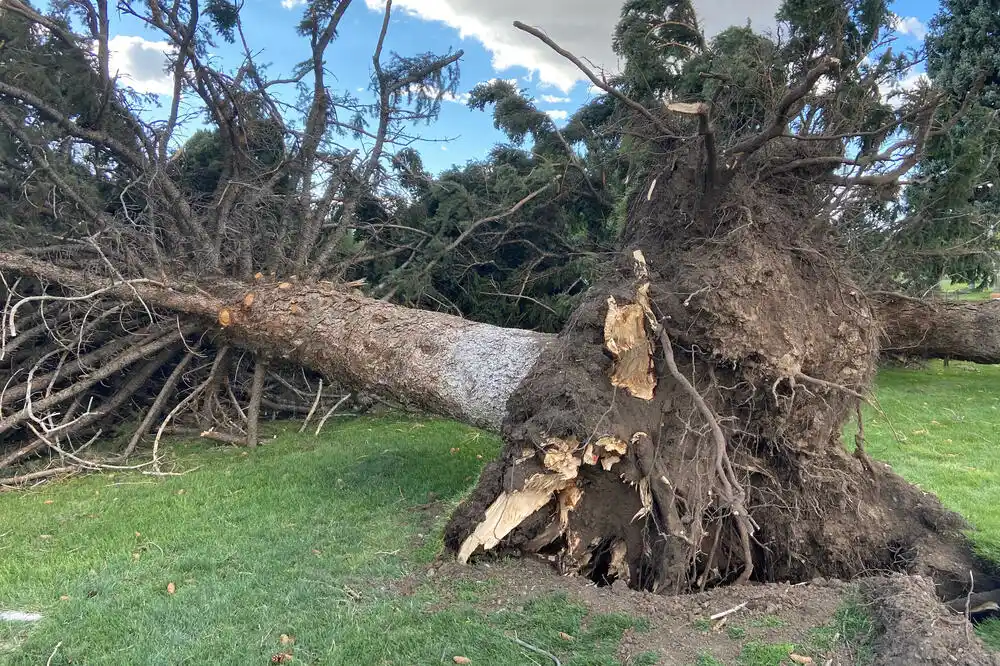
left=861, top=575, right=1000, bottom=665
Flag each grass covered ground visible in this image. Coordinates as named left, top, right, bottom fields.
left=858, top=360, right=1000, bottom=650
left=0, top=361, right=997, bottom=664
left=860, top=361, right=1000, bottom=564
left=0, top=419, right=654, bottom=665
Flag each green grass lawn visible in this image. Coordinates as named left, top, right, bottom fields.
left=860, top=361, right=1000, bottom=564
left=0, top=418, right=653, bottom=665
left=856, top=360, right=1000, bottom=650
left=935, top=278, right=996, bottom=301
left=1, top=362, right=998, bottom=664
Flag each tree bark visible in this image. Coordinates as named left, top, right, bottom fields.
left=875, top=294, right=1000, bottom=365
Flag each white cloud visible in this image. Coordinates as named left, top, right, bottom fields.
left=540, top=94, right=570, bottom=104
left=108, top=35, right=175, bottom=96
left=892, top=15, right=927, bottom=41
left=364, top=0, right=780, bottom=92
left=545, top=109, right=569, bottom=121
left=444, top=91, right=472, bottom=104
left=282, top=0, right=305, bottom=8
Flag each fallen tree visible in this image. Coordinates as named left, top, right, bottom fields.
left=877, top=294, right=1000, bottom=365
left=1, top=231, right=995, bottom=598
left=1, top=0, right=998, bottom=616
left=3, top=250, right=996, bottom=438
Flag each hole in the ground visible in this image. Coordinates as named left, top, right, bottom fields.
left=585, top=537, right=619, bottom=587
left=887, top=540, right=918, bottom=573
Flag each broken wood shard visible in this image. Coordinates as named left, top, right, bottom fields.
left=595, top=435, right=627, bottom=456
left=458, top=435, right=586, bottom=563
left=666, top=101, right=710, bottom=116
left=600, top=455, right=621, bottom=471
left=604, top=296, right=656, bottom=400
left=558, top=485, right=583, bottom=528
left=541, top=436, right=582, bottom=479
left=457, top=472, right=576, bottom=563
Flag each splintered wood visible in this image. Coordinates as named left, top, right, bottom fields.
left=458, top=251, right=662, bottom=568
left=457, top=437, right=582, bottom=563
left=456, top=479, right=563, bottom=563
left=458, top=434, right=639, bottom=562
left=604, top=296, right=656, bottom=400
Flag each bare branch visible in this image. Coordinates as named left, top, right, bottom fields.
left=513, top=21, right=679, bottom=140
left=724, top=56, right=841, bottom=159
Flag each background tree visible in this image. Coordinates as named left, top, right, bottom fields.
left=897, top=0, right=1000, bottom=289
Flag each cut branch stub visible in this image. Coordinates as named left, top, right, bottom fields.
left=604, top=296, right=656, bottom=400
left=665, top=101, right=710, bottom=116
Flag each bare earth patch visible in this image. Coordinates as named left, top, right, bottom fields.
left=429, top=557, right=999, bottom=664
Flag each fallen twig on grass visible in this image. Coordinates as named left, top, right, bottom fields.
left=507, top=634, right=561, bottom=666
left=141, top=466, right=202, bottom=477
left=709, top=601, right=747, bottom=621
left=46, top=640, right=62, bottom=666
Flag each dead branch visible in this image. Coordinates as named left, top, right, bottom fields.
left=0, top=327, right=184, bottom=437
left=1, top=466, right=75, bottom=486
left=299, top=377, right=324, bottom=433
left=513, top=21, right=680, bottom=140
left=119, top=351, right=197, bottom=460
left=315, top=393, right=352, bottom=436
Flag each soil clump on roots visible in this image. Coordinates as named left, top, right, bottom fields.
left=444, top=143, right=996, bottom=604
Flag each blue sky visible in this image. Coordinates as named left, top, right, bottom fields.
left=106, top=0, right=938, bottom=174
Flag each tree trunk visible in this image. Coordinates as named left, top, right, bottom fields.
left=0, top=251, right=550, bottom=432
left=876, top=294, right=1000, bottom=365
